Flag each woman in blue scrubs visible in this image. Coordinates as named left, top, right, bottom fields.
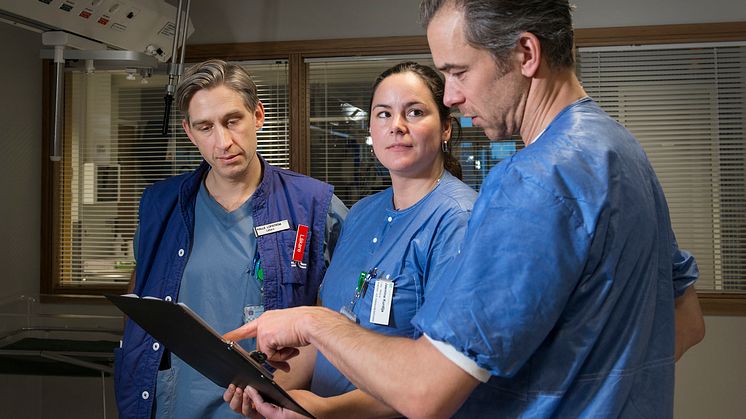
left=225, top=62, right=477, bottom=417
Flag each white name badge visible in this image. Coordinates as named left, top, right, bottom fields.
left=369, top=279, right=394, bottom=326
left=253, top=220, right=290, bottom=237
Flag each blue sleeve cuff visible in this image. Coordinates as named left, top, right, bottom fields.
left=672, top=248, right=699, bottom=298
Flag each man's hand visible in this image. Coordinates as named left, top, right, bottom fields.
left=224, top=384, right=311, bottom=419
left=224, top=384, right=261, bottom=419
left=223, top=306, right=338, bottom=370
left=225, top=306, right=478, bottom=418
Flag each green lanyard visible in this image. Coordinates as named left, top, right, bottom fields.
left=254, top=258, right=264, bottom=285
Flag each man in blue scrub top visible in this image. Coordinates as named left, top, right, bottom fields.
left=114, top=59, right=347, bottom=419
left=225, top=1, right=706, bottom=418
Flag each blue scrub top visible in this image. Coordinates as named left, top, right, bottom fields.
left=311, top=171, right=477, bottom=397
left=414, top=98, right=699, bottom=418
left=155, top=180, right=259, bottom=419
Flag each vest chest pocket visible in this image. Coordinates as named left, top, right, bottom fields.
left=278, top=229, right=313, bottom=284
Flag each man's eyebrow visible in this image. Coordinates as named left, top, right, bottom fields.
left=189, top=110, right=244, bottom=127
left=436, top=63, right=466, bottom=73
left=221, top=110, right=244, bottom=120
left=190, top=118, right=210, bottom=127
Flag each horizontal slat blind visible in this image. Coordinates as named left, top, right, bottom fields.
left=577, top=43, right=746, bottom=292
left=307, top=56, right=517, bottom=206
left=56, top=61, right=288, bottom=287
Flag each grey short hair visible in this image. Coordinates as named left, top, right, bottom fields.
left=175, top=59, right=260, bottom=121
left=420, top=0, right=575, bottom=71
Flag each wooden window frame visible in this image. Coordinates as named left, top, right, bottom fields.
left=42, top=22, right=746, bottom=314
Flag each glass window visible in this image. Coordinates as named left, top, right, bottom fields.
left=44, top=39, right=746, bottom=301
left=577, top=42, right=746, bottom=293
left=307, top=45, right=746, bottom=295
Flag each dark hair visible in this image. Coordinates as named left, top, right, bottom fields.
left=420, top=0, right=575, bottom=71
left=175, top=59, right=260, bottom=121
left=369, top=61, right=463, bottom=179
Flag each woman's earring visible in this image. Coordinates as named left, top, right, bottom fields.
left=441, top=140, right=450, bottom=153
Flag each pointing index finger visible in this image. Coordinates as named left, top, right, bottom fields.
left=223, top=319, right=258, bottom=342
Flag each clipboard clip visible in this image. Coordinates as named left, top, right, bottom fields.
left=226, top=342, right=273, bottom=377
left=249, top=350, right=267, bottom=364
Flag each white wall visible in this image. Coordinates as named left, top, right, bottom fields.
left=572, top=0, right=746, bottom=28
left=0, top=19, right=42, bottom=302
left=675, top=316, right=746, bottom=419
left=1, top=1, right=744, bottom=417
left=183, top=0, right=746, bottom=44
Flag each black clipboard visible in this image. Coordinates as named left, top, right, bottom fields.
left=107, top=294, right=314, bottom=418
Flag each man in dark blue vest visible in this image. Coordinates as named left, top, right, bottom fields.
left=114, top=59, right=347, bottom=419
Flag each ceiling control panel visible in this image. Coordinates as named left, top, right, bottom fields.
left=0, top=0, right=194, bottom=62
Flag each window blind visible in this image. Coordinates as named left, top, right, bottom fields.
left=307, top=56, right=517, bottom=206
left=56, top=61, right=288, bottom=287
left=577, top=43, right=746, bottom=292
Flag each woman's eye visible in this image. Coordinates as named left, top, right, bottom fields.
left=376, top=111, right=391, bottom=118
left=407, top=109, right=425, bottom=117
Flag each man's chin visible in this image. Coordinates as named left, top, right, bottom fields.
left=212, top=164, right=246, bottom=179
left=482, top=127, right=506, bottom=141
left=479, top=122, right=520, bottom=142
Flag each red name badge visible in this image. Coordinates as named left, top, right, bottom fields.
left=292, top=225, right=309, bottom=268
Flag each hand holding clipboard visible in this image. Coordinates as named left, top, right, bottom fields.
left=107, top=294, right=314, bottom=418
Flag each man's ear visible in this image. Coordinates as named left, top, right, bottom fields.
left=254, top=101, right=266, bottom=130
left=517, top=32, right=541, bottom=78
left=182, top=119, right=197, bottom=146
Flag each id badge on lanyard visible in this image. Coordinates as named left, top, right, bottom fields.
left=339, top=268, right=394, bottom=325
left=340, top=269, right=376, bottom=322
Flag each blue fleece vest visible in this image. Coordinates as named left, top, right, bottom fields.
left=114, top=156, right=333, bottom=419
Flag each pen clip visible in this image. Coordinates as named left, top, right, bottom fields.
left=359, top=267, right=377, bottom=298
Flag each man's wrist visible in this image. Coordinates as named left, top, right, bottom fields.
left=304, top=306, right=349, bottom=351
